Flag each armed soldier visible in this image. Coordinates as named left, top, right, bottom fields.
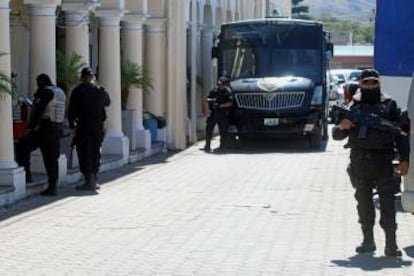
left=15, top=74, right=66, bottom=196
left=332, top=69, right=409, bottom=257
left=68, top=67, right=110, bottom=191
left=203, top=76, right=233, bottom=152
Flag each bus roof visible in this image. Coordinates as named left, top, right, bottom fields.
left=221, top=17, right=323, bottom=28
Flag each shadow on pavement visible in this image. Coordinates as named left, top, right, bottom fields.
left=331, top=254, right=412, bottom=271
left=203, top=136, right=328, bottom=154
left=0, top=152, right=173, bottom=222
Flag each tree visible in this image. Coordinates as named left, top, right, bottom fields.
left=321, top=17, right=374, bottom=44
left=291, top=0, right=311, bottom=20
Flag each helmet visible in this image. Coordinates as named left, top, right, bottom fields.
left=217, top=76, right=229, bottom=86
left=81, top=67, right=94, bottom=79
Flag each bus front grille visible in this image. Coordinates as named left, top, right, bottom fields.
left=235, top=92, right=305, bottom=111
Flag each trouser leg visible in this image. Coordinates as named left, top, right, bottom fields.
left=354, top=185, right=376, bottom=253
left=39, top=138, right=60, bottom=193
left=204, top=114, right=216, bottom=150
left=216, top=111, right=229, bottom=148
left=15, top=133, right=40, bottom=182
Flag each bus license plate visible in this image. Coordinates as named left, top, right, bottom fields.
left=264, top=118, right=279, bottom=126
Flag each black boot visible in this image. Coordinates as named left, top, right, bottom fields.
left=356, top=227, right=376, bottom=253
left=384, top=230, right=402, bottom=257
left=94, top=174, right=100, bottom=190
left=41, top=182, right=57, bottom=196
left=25, top=166, right=33, bottom=183
left=203, top=140, right=211, bottom=152
left=76, top=173, right=96, bottom=191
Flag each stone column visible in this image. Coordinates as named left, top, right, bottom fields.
left=144, top=18, right=167, bottom=116
left=121, top=15, right=151, bottom=155
left=166, top=0, right=187, bottom=149
left=255, top=0, right=265, bottom=18
left=200, top=25, right=214, bottom=102
left=62, top=9, right=91, bottom=66
left=0, top=0, right=25, bottom=200
left=95, top=11, right=128, bottom=162
left=24, top=0, right=61, bottom=93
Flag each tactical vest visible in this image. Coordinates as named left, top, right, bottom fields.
left=348, top=101, right=396, bottom=150
left=42, top=86, right=66, bottom=123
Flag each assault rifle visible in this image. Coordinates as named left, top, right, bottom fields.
left=332, top=104, right=407, bottom=138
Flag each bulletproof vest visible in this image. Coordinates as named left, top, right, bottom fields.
left=348, top=101, right=395, bottom=150
left=42, top=85, right=66, bottom=123
left=215, top=87, right=232, bottom=106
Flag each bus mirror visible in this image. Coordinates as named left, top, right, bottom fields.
left=212, top=46, right=219, bottom=59
left=326, top=42, right=334, bottom=57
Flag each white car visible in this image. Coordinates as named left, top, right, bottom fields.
left=330, top=68, right=362, bottom=84
left=327, top=69, right=361, bottom=122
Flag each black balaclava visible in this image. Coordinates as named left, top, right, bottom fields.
left=360, top=86, right=381, bottom=104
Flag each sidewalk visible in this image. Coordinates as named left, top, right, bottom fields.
left=0, top=136, right=414, bottom=275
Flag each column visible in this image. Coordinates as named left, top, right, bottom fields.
left=25, top=0, right=61, bottom=93
left=62, top=10, right=90, bottom=66
left=402, top=77, right=414, bottom=211
left=122, top=15, right=151, bottom=155
left=166, top=0, right=187, bottom=149
left=144, top=18, right=167, bottom=116
left=255, top=0, right=265, bottom=18
left=0, top=0, right=25, bottom=200
left=200, top=25, right=214, bottom=104
left=61, top=1, right=98, bottom=66
left=95, top=11, right=129, bottom=161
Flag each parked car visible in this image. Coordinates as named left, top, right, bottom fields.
left=330, top=68, right=362, bottom=85
left=327, top=69, right=362, bottom=122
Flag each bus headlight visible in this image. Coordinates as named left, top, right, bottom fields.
left=311, top=85, right=323, bottom=105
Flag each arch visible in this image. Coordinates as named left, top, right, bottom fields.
left=214, top=6, right=223, bottom=29
left=203, top=3, right=213, bottom=26
left=147, top=0, right=167, bottom=17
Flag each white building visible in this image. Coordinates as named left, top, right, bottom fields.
left=0, top=0, right=269, bottom=204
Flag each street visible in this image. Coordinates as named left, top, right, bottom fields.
left=1, top=132, right=414, bottom=276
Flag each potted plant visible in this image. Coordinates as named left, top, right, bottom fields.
left=121, top=61, right=153, bottom=150
left=121, top=61, right=153, bottom=110
left=0, top=71, right=13, bottom=97
left=56, top=50, right=86, bottom=95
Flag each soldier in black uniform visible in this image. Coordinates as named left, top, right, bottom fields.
left=15, top=74, right=66, bottom=196
left=68, top=67, right=111, bottom=191
left=332, top=69, right=410, bottom=257
left=203, top=76, right=233, bottom=152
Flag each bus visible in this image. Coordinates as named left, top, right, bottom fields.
left=212, top=17, right=333, bottom=149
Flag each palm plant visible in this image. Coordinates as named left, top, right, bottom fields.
left=56, top=50, right=86, bottom=94
left=0, top=71, right=14, bottom=97
left=121, top=61, right=153, bottom=109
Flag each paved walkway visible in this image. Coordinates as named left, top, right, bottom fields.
left=1, top=134, right=414, bottom=276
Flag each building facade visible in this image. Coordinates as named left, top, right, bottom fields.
left=0, top=0, right=267, bottom=203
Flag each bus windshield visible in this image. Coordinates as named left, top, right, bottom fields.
left=219, top=21, right=324, bottom=83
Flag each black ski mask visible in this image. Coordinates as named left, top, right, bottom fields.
left=360, top=87, right=381, bottom=104
left=360, top=77, right=381, bottom=104
left=359, top=69, right=381, bottom=104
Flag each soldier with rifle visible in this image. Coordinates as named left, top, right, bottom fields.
left=332, top=68, right=410, bottom=257
left=203, top=76, right=233, bottom=152
left=68, top=67, right=110, bottom=191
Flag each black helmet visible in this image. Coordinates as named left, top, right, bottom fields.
left=36, top=73, right=52, bottom=87
left=80, top=67, right=94, bottom=79
left=217, top=76, right=229, bottom=86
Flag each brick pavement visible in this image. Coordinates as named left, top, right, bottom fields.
left=1, top=134, right=414, bottom=276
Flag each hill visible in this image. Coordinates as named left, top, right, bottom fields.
left=301, top=0, right=376, bottom=22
